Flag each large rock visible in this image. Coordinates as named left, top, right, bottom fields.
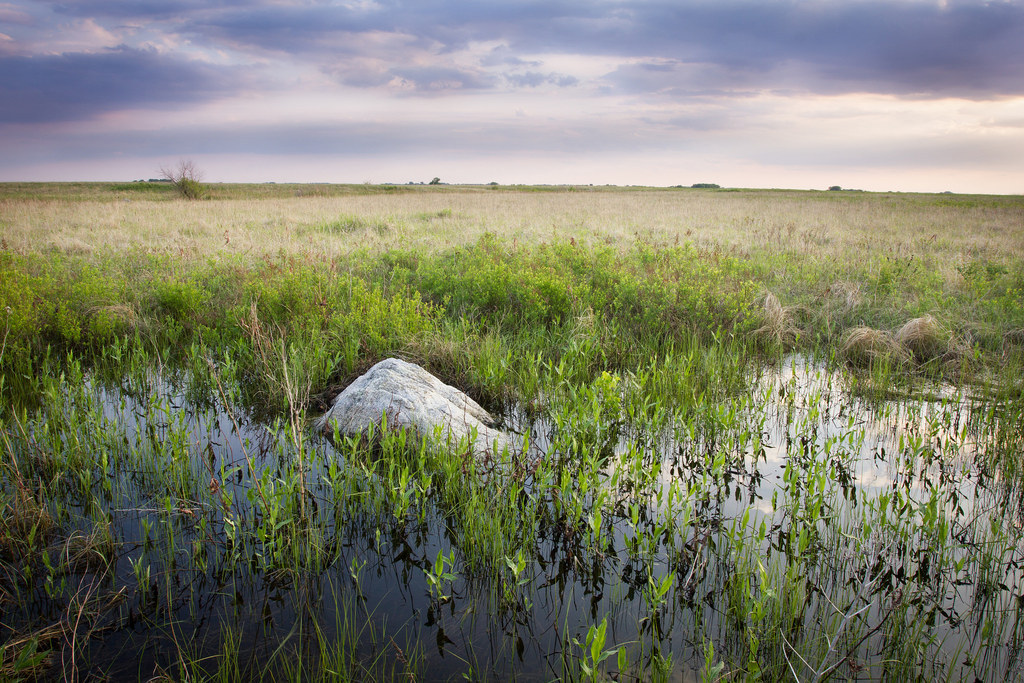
left=315, top=357, right=515, bottom=454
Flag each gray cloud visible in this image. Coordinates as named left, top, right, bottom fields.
left=0, top=46, right=253, bottom=122
left=543, top=2, right=1024, bottom=99
left=0, top=4, right=34, bottom=24
left=8, top=109, right=1019, bottom=175
left=3, top=0, right=1023, bottom=192
left=388, top=65, right=494, bottom=91
left=505, top=71, right=579, bottom=88
left=40, top=0, right=249, bottom=20
left=26, top=1, right=1024, bottom=100
left=0, top=115, right=696, bottom=164
left=746, top=131, right=1024, bottom=170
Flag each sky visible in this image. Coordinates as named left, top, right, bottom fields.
left=1, top=0, right=1023, bottom=193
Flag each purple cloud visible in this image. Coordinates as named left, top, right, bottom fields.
left=0, top=46, right=254, bottom=122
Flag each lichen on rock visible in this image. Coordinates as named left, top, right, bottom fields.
left=315, top=357, right=516, bottom=454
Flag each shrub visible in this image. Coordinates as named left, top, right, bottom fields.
left=160, top=159, right=206, bottom=200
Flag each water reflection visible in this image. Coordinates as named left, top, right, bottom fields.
left=4, top=357, right=1023, bottom=680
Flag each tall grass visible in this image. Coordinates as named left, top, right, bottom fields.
left=1, top=184, right=1023, bottom=680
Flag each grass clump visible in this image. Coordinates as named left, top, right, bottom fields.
left=840, top=326, right=908, bottom=367
left=0, top=481, right=55, bottom=563
left=895, top=314, right=960, bottom=364
left=841, top=314, right=969, bottom=371
left=0, top=631, right=54, bottom=681
left=751, top=290, right=800, bottom=351
left=316, top=215, right=392, bottom=235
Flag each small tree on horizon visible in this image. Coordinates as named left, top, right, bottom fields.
left=160, top=159, right=205, bottom=200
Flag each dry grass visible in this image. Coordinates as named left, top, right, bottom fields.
left=752, top=291, right=801, bottom=348
left=896, top=314, right=974, bottom=366
left=0, top=580, right=129, bottom=682
left=3, top=188, right=1021, bottom=271
left=842, top=314, right=972, bottom=369
left=823, top=281, right=862, bottom=313
left=1, top=624, right=59, bottom=681
left=1004, top=329, right=1024, bottom=346
left=840, top=326, right=909, bottom=367
left=237, top=301, right=312, bottom=416
left=56, top=524, right=115, bottom=574
left=0, top=483, right=55, bottom=559
left=2, top=184, right=1021, bottom=364
left=895, top=315, right=948, bottom=362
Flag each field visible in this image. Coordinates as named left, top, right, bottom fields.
left=1, top=182, right=1023, bottom=681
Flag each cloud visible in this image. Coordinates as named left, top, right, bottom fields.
left=21, top=1, right=1024, bottom=100
left=0, top=46, right=253, bottom=122
left=505, top=71, right=578, bottom=88
left=569, top=1, right=1024, bottom=100
left=38, top=0, right=245, bottom=20
left=0, top=115, right=701, bottom=163
left=387, top=65, right=494, bottom=92
left=9, top=103, right=1021, bottom=175
left=0, top=3, right=33, bottom=24
left=4, top=0, right=1024, bottom=193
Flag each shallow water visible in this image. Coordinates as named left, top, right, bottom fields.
left=3, top=356, right=1023, bottom=680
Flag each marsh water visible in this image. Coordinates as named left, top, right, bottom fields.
left=5, top=356, right=1024, bottom=680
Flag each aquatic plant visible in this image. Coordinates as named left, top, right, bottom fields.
left=1, top=183, right=1023, bottom=680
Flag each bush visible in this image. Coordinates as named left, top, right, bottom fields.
left=160, top=160, right=206, bottom=200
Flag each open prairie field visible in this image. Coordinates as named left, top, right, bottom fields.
left=1, top=183, right=1023, bottom=681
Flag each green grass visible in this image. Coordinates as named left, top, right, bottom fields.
left=1, top=184, right=1023, bottom=680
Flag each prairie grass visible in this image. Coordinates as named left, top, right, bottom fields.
left=2, top=183, right=1021, bottom=262
left=841, top=326, right=909, bottom=367
left=894, top=313, right=959, bottom=363
left=1, top=183, right=1023, bottom=681
left=2, top=184, right=1021, bottom=357
left=752, top=290, right=801, bottom=350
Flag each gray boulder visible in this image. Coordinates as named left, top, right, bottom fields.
left=315, top=357, right=515, bottom=454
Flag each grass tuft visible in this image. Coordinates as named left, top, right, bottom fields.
left=1, top=628, right=57, bottom=681
left=840, top=326, right=908, bottom=367
left=1004, top=329, right=1024, bottom=347
left=0, top=483, right=55, bottom=560
left=58, top=523, right=115, bottom=573
left=895, top=314, right=955, bottom=364
left=824, top=281, right=862, bottom=313
left=752, top=290, right=800, bottom=349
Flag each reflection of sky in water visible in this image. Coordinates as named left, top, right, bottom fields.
left=633, top=355, right=1003, bottom=522
left=29, top=358, right=1022, bottom=681
left=576, top=355, right=1023, bottom=680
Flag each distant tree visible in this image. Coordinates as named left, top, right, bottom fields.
left=160, top=159, right=205, bottom=200
left=429, top=177, right=441, bottom=185
left=691, top=183, right=720, bottom=189
left=828, top=185, right=843, bottom=191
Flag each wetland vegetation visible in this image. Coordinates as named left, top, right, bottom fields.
left=1, top=182, right=1023, bottom=680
